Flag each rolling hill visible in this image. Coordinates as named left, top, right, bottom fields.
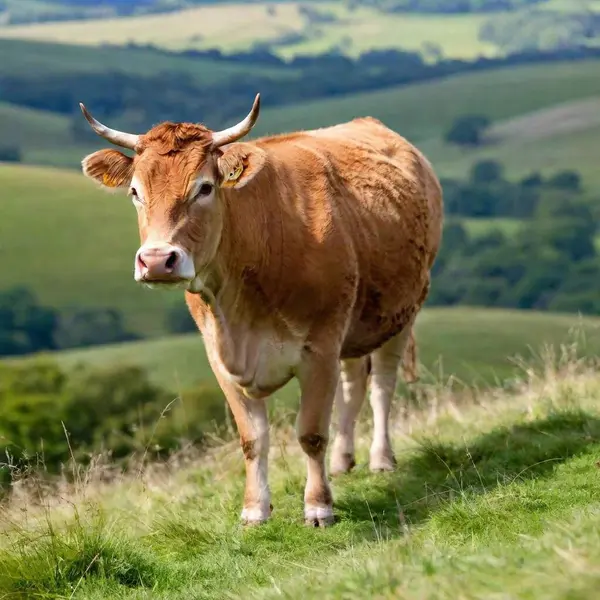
left=0, top=2, right=503, bottom=59
left=2, top=0, right=600, bottom=58
left=3, top=53, right=600, bottom=339
left=0, top=162, right=175, bottom=336
left=2, top=350, right=600, bottom=598
left=17, top=307, right=600, bottom=396
left=0, top=38, right=293, bottom=81
left=257, top=58, right=600, bottom=185
left=5, top=56, right=600, bottom=177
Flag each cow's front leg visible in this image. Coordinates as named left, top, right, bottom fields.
left=208, top=367, right=272, bottom=524
left=296, top=349, right=340, bottom=527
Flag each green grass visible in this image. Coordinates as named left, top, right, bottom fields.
left=0, top=38, right=291, bottom=82
left=2, top=355, right=600, bottom=598
left=3, top=0, right=600, bottom=59
left=19, top=308, right=600, bottom=396
left=433, top=121, right=600, bottom=189
left=5, top=55, right=600, bottom=180
left=453, top=217, right=525, bottom=239
left=0, top=162, right=175, bottom=336
left=0, top=102, right=97, bottom=168
left=256, top=59, right=600, bottom=187
left=0, top=2, right=499, bottom=59
left=257, top=59, right=600, bottom=143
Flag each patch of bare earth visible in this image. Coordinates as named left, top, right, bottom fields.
left=485, top=96, right=600, bottom=143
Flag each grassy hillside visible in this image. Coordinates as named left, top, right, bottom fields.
left=257, top=59, right=600, bottom=185
left=6, top=57, right=600, bottom=174
left=0, top=163, right=175, bottom=336
left=257, top=58, right=600, bottom=142
left=0, top=102, right=96, bottom=168
left=2, top=0, right=600, bottom=58
left=0, top=38, right=291, bottom=81
left=0, top=2, right=500, bottom=59
left=2, top=355, right=600, bottom=598
left=17, top=308, right=600, bottom=396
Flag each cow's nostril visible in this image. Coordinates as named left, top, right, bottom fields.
left=137, top=254, right=148, bottom=270
left=165, top=251, right=178, bottom=270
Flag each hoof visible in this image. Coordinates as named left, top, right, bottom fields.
left=330, top=452, right=356, bottom=477
left=241, top=503, right=273, bottom=526
left=304, top=505, right=335, bottom=528
left=369, top=452, right=397, bottom=473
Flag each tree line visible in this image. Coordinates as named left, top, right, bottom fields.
left=0, top=287, right=138, bottom=357
left=4, top=44, right=600, bottom=146
left=0, top=359, right=228, bottom=493
left=429, top=165, right=600, bottom=314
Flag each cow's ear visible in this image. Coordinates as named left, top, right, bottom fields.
left=216, top=143, right=267, bottom=190
left=81, top=149, right=134, bottom=190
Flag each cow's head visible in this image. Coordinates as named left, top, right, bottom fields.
left=79, top=95, right=263, bottom=292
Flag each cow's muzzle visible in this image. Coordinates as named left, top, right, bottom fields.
left=134, top=243, right=195, bottom=285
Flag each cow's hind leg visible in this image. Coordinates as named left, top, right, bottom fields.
left=296, top=347, right=340, bottom=527
left=330, top=356, right=369, bottom=476
left=369, top=326, right=414, bottom=472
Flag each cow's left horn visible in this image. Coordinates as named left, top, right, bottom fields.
left=79, top=103, right=140, bottom=151
left=211, top=94, right=261, bottom=148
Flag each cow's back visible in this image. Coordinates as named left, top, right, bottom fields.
left=241, top=118, right=443, bottom=359
left=286, top=118, right=443, bottom=357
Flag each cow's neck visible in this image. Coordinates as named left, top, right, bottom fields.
left=197, top=185, right=287, bottom=363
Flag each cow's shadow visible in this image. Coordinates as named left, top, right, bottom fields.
left=332, top=409, right=600, bottom=537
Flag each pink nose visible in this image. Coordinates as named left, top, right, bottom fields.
left=136, top=246, right=181, bottom=280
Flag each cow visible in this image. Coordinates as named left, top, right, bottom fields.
left=78, top=94, right=444, bottom=527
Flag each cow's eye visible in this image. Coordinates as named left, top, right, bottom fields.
left=130, top=187, right=142, bottom=202
left=198, top=183, right=213, bottom=197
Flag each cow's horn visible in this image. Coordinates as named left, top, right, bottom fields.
left=79, top=103, right=140, bottom=151
left=211, top=94, right=261, bottom=148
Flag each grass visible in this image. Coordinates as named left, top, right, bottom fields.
left=256, top=59, right=600, bottom=187
left=0, top=2, right=499, bottom=59
left=3, top=0, right=600, bottom=59
left=256, top=58, right=600, bottom=142
left=2, top=348, right=600, bottom=598
left=426, top=119, right=600, bottom=189
left=0, top=102, right=97, bottom=168
left=6, top=55, right=600, bottom=178
left=0, top=38, right=290, bottom=82
left=18, top=307, right=600, bottom=395
left=453, top=217, right=525, bottom=239
left=0, top=162, right=175, bottom=336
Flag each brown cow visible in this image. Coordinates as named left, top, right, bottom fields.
left=79, top=94, right=443, bottom=527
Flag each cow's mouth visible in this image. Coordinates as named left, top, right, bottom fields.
left=139, top=278, right=192, bottom=290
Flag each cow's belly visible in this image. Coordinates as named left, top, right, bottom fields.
left=210, top=328, right=304, bottom=400
left=341, top=302, right=418, bottom=359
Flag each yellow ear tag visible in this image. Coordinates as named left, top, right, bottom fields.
left=102, top=173, right=118, bottom=187
left=222, top=163, right=244, bottom=187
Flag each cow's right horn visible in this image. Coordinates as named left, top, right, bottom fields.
left=211, top=94, right=261, bottom=148
left=79, top=103, right=140, bottom=151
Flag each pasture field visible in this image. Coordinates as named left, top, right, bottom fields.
left=0, top=162, right=174, bottom=336
left=20, top=307, right=600, bottom=395
left=256, top=59, right=600, bottom=186
left=0, top=102, right=96, bottom=168
left=456, top=217, right=525, bottom=239
left=2, top=353, right=600, bottom=598
left=255, top=59, right=600, bottom=143
left=3, top=0, right=600, bottom=59
left=5, top=57, right=600, bottom=178
left=0, top=3, right=498, bottom=59
left=3, top=161, right=600, bottom=341
left=0, top=39, right=292, bottom=82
